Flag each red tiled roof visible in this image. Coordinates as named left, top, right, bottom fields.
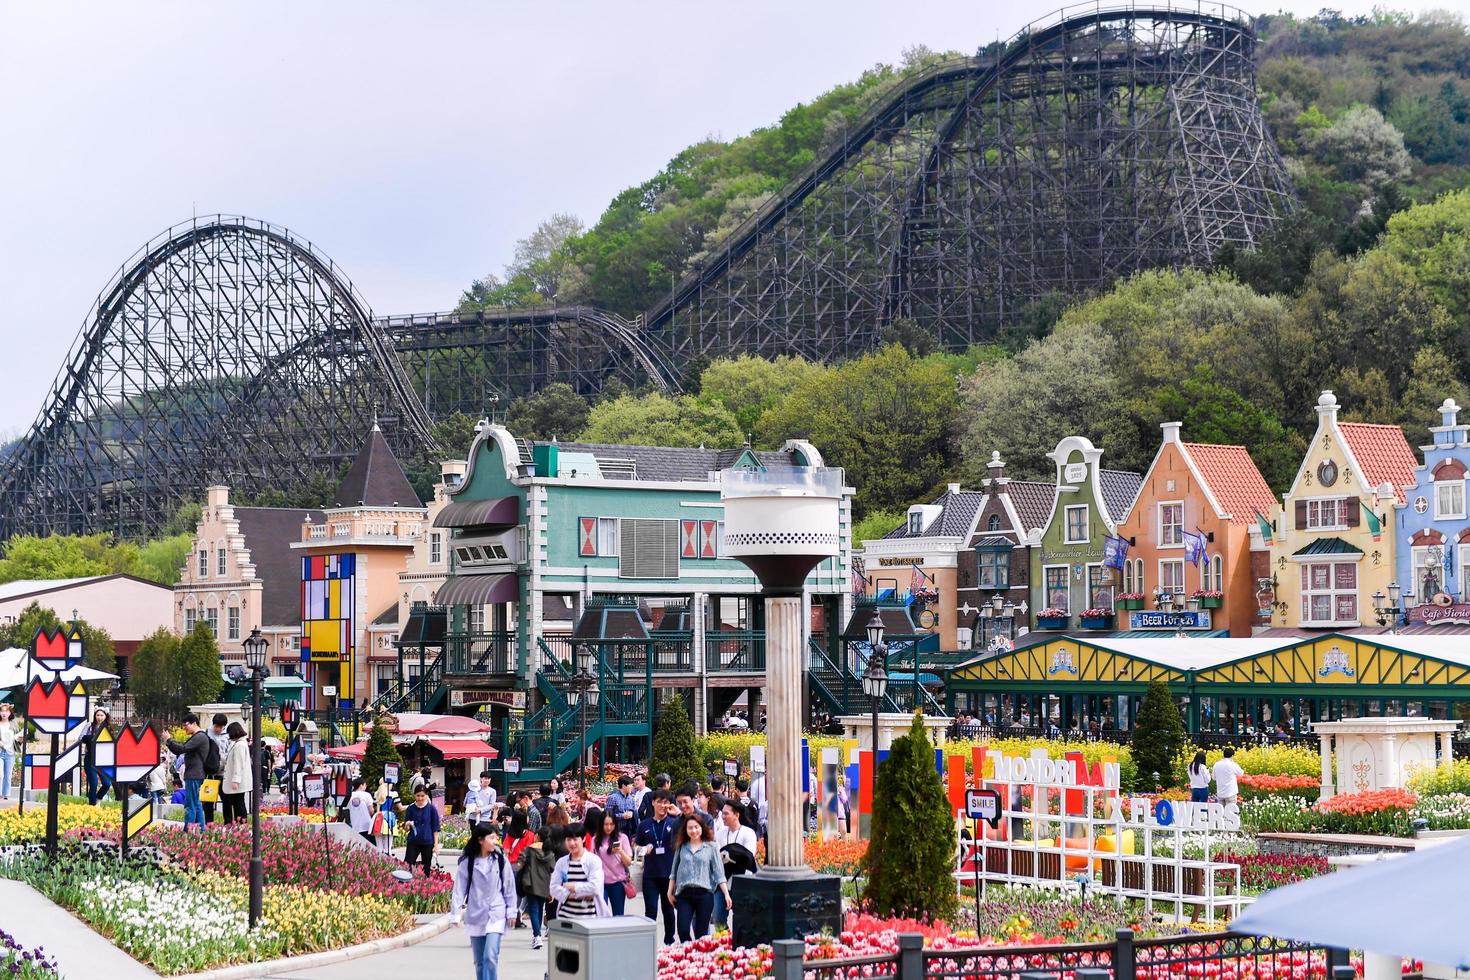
left=1183, top=443, right=1277, bottom=523
left=1338, top=422, right=1419, bottom=503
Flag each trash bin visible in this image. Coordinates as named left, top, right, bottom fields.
left=547, top=915, right=657, bottom=980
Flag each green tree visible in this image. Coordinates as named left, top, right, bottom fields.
left=580, top=393, right=743, bottom=448
left=136, top=534, right=193, bottom=585
left=0, top=603, right=114, bottom=674
left=861, top=714, right=957, bottom=920
left=1132, top=680, right=1187, bottom=791
left=361, top=714, right=403, bottom=793
left=78, top=622, right=116, bottom=675
left=650, top=693, right=704, bottom=788
left=697, top=354, right=819, bottom=434
left=757, top=346, right=960, bottom=517
left=851, top=508, right=904, bottom=548
left=179, top=623, right=223, bottom=713
left=506, top=383, right=590, bottom=440
left=131, top=627, right=182, bottom=720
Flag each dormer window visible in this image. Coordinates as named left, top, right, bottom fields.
left=987, top=514, right=1002, bottom=532
left=908, top=512, right=924, bottom=535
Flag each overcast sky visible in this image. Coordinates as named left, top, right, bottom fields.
left=0, top=1, right=1457, bottom=435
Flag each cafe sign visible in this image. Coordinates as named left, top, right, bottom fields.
left=1408, top=602, right=1470, bottom=625
left=1127, top=610, right=1213, bottom=631
left=449, top=689, right=527, bottom=709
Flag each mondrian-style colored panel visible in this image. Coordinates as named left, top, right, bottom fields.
left=301, top=553, right=355, bottom=665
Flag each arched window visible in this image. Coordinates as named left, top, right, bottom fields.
left=987, top=514, right=1002, bottom=531
left=1210, top=554, right=1223, bottom=594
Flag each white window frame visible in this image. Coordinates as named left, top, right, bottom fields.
left=227, top=606, right=240, bottom=641
left=205, top=606, right=219, bottom=637
left=597, top=517, right=620, bottom=557
left=1042, top=564, right=1071, bottom=615
left=1299, top=560, right=1359, bottom=626
left=429, top=532, right=443, bottom=565
left=1205, top=554, right=1223, bottom=593
left=1122, top=559, right=1134, bottom=594
left=1435, top=480, right=1466, bottom=520
left=1305, top=497, right=1349, bottom=531
left=184, top=607, right=197, bottom=632
left=216, top=546, right=227, bottom=577
left=908, top=511, right=925, bottom=535
left=714, top=521, right=725, bottom=558
left=1158, top=501, right=1185, bottom=548
left=197, top=549, right=208, bottom=577
left=1134, top=558, right=1145, bottom=595
left=1063, top=504, right=1090, bottom=544
left=1158, top=559, right=1186, bottom=596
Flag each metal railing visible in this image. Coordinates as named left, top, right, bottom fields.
left=771, top=929, right=1346, bottom=980
left=445, top=630, right=516, bottom=675
left=706, top=630, right=766, bottom=672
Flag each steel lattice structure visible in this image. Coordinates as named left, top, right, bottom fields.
left=0, top=4, right=1293, bottom=541
left=0, top=217, right=435, bottom=541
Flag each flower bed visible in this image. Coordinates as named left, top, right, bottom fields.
left=1238, top=774, right=1321, bottom=801
left=804, top=838, right=868, bottom=877
left=1240, top=788, right=1470, bottom=836
left=0, top=926, right=60, bottom=979
left=1408, top=759, right=1470, bottom=796
left=1216, top=851, right=1329, bottom=894
left=0, top=804, right=119, bottom=845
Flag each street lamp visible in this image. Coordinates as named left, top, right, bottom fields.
left=566, top=655, right=597, bottom=786
left=1373, top=583, right=1404, bottom=633
left=861, top=613, right=888, bottom=834
left=243, top=627, right=269, bottom=930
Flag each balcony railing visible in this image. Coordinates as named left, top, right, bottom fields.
left=705, top=630, right=766, bottom=672
left=445, top=630, right=516, bottom=676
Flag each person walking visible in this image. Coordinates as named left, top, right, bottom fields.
left=636, top=790, right=679, bottom=944
left=347, top=777, right=375, bottom=842
left=551, top=829, right=608, bottom=919
left=372, top=783, right=397, bottom=853
left=667, top=812, right=729, bottom=942
left=713, top=800, right=758, bottom=928
left=397, top=785, right=441, bottom=877
left=203, top=713, right=230, bottom=824
left=450, top=822, right=517, bottom=980
left=1211, top=746, right=1245, bottom=806
left=221, top=722, right=253, bottom=824
left=1187, top=750, right=1211, bottom=803
left=516, top=826, right=556, bottom=949
left=165, top=714, right=210, bottom=831
left=638, top=773, right=670, bottom=823
left=465, top=771, right=497, bottom=824
left=79, top=708, right=113, bottom=805
left=604, top=775, right=637, bottom=839
left=0, top=703, right=18, bottom=801
left=590, top=811, right=634, bottom=915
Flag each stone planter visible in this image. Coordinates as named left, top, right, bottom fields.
left=1036, top=616, right=1068, bottom=630
left=1118, top=598, right=1143, bottom=611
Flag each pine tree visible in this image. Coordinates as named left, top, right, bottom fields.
left=131, top=627, right=181, bottom=720
left=178, top=623, right=223, bottom=714
left=361, top=715, right=402, bottom=792
left=1132, top=679, right=1187, bottom=790
left=860, top=714, right=957, bottom=920
left=650, top=693, right=703, bottom=788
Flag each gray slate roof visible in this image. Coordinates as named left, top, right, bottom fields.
left=1099, top=469, right=1143, bottom=524
left=882, top=489, right=984, bottom=540
left=518, top=440, right=798, bottom=482
left=233, top=507, right=324, bottom=626
left=1004, top=481, right=1057, bottom=535
left=333, top=427, right=422, bottom=508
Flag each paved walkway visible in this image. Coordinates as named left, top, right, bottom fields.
left=263, top=922, right=548, bottom=979
left=0, top=877, right=159, bottom=980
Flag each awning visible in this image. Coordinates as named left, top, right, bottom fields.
left=326, top=741, right=368, bottom=759
left=436, top=573, right=518, bottom=606
left=398, top=606, right=447, bottom=647
left=1292, top=537, right=1363, bottom=558
left=427, top=738, right=499, bottom=760
left=1109, top=629, right=1231, bottom=638
left=841, top=604, right=921, bottom=640
left=973, top=536, right=1014, bottom=550
left=434, top=495, right=520, bottom=529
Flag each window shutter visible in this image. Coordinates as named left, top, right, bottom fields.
left=680, top=520, right=699, bottom=558
left=1294, top=500, right=1307, bottom=530
left=700, top=521, right=718, bottom=558
left=1346, top=499, right=1360, bottom=527
left=620, top=519, right=679, bottom=578
left=579, top=517, right=597, bottom=557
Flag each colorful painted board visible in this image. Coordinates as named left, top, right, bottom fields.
left=301, top=553, right=355, bottom=710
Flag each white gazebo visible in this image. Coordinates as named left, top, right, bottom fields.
left=1313, top=717, right=1461, bottom=801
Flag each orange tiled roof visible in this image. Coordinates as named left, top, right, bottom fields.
left=1182, top=443, right=1277, bottom=522
left=1338, top=422, right=1419, bottom=503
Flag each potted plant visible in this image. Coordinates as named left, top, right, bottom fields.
left=1190, top=589, right=1224, bottom=609
left=1036, top=607, right=1069, bottom=630
left=1080, top=607, right=1113, bottom=629
left=1115, top=592, right=1145, bottom=611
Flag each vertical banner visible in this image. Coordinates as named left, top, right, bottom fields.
left=857, top=750, right=873, bottom=816
left=972, top=745, right=988, bottom=785
left=946, top=755, right=967, bottom=814
left=800, top=740, right=810, bottom=794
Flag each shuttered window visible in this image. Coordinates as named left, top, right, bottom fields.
left=619, top=519, right=679, bottom=579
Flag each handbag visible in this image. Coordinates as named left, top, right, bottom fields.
left=623, top=879, right=637, bottom=900
left=199, top=778, right=221, bottom=803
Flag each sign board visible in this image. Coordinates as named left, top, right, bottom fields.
left=966, top=788, right=1001, bottom=826
left=450, top=689, right=527, bottom=709
left=504, top=758, right=521, bottom=775
left=723, top=758, right=740, bottom=778
left=876, top=556, right=923, bottom=567
left=383, top=762, right=400, bottom=786
left=749, top=745, right=766, bottom=774
left=302, top=774, right=325, bottom=802
left=1064, top=462, right=1088, bottom=483
left=1408, top=602, right=1470, bottom=625
left=322, top=685, right=338, bottom=698
left=1127, top=610, right=1212, bottom=631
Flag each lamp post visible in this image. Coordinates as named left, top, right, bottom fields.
left=1373, top=582, right=1404, bottom=634
left=861, top=613, right=888, bottom=836
left=720, top=465, right=844, bottom=947
left=567, top=657, right=596, bottom=785
left=243, top=628, right=269, bottom=930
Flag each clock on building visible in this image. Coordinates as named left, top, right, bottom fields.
left=1317, top=459, right=1338, bottom=487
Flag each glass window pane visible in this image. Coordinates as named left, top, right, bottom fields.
left=1311, top=564, right=1331, bottom=590
left=1335, top=563, right=1356, bottom=589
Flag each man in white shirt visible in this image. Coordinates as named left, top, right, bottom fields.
left=347, top=777, right=376, bottom=841
left=464, top=771, right=498, bottom=823
left=1211, top=746, right=1245, bottom=805
left=629, top=772, right=651, bottom=820
left=714, top=800, right=759, bottom=928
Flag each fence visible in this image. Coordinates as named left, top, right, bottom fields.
left=771, top=930, right=1353, bottom=980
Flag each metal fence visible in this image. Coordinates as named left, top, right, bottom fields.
left=770, top=930, right=1351, bottom=980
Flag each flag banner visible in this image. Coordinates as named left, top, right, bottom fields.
left=1102, top=535, right=1129, bottom=569
left=910, top=565, right=926, bottom=595
left=1183, top=529, right=1206, bottom=567
left=1359, top=499, right=1382, bottom=541
left=1255, top=511, right=1274, bottom=545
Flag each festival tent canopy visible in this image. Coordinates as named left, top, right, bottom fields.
left=0, top=647, right=118, bottom=689
left=1233, top=835, right=1470, bottom=968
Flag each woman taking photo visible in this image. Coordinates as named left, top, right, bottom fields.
left=79, top=708, right=113, bottom=805
left=590, top=811, right=634, bottom=915
left=221, top=722, right=252, bottom=823
left=450, top=822, right=518, bottom=980
left=1187, top=750, right=1210, bottom=803
left=667, top=812, right=729, bottom=942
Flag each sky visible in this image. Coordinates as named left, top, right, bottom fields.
left=0, top=0, right=1458, bottom=436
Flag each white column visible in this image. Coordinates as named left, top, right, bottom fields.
left=1440, top=730, right=1454, bottom=766
left=692, top=593, right=708, bottom=737
left=765, top=594, right=805, bottom=870
left=1318, top=733, right=1335, bottom=802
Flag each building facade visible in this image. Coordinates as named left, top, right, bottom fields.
left=961, top=451, right=1054, bottom=649
left=1397, top=398, right=1470, bottom=625
left=1114, top=422, right=1277, bottom=637
left=1265, top=391, right=1418, bottom=632
left=1028, top=436, right=1141, bottom=632
left=1, top=575, right=173, bottom=682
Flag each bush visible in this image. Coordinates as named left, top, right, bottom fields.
left=361, top=715, right=402, bottom=793
left=861, top=714, right=956, bottom=920
left=1407, top=759, right=1470, bottom=797
left=650, top=693, right=704, bottom=788
left=1132, top=681, right=1187, bottom=790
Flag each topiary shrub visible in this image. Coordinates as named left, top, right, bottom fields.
left=860, top=713, right=957, bottom=921
left=361, top=715, right=402, bottom=793
left=650, top=693, right=704, bottom=788
left=1132, top=679, right=1187, bottom=790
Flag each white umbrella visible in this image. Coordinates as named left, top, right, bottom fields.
left=0, top=647, right=118, bottom=689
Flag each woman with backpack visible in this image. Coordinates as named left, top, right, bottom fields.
left=516, top=826, right=556, bottom=950
left=450, top=822, right=518, bottom=980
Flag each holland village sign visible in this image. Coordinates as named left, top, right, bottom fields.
left=959, top=748, right=1246, bottom=923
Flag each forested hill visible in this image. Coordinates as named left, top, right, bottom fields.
left=460, top=10, right=1470, bottom=318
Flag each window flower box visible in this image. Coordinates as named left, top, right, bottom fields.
left=1116, top=592, right=1145, bottom=611
left=1036, top=607, right=1068, bottom=630
left=1080, top=608, right=1113, bottom=629
left=1190, top=589, right=1224, bottom=609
